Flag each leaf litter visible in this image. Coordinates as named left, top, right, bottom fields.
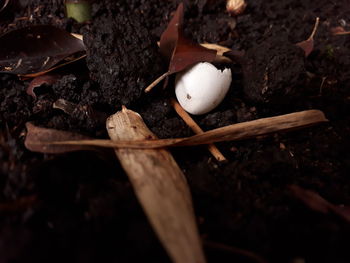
left=145, top=3, right=218, bottom=92
left=296, top=17, right=320, bottom=57
left=0, top=25, right=86, bottom=76
left=26, top=73, right=61, bottom=99
left=289, top=185, right=350, bottom=223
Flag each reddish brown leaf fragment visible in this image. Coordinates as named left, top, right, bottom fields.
left=168, top=33, right=217, bottom=74
left=0, top=25, right=85, bottom=75
left=296, top=17, right=319, bottom=57
left=146, top=3, right=218, bottom=92
left=289, top=184, right=330, bottom=214
left=24, top=122, right=93, bottom=154
left=289, top=185, right=350, bottom=223
left=159, top=3, right=184, bottom=59
left=21, top=53, right=86, bottom=78
left=330, top=26, right=350, bottom=36
left=27, top=73, right=60, bottom=99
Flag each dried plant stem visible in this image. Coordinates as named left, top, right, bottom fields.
left=50, top=110, right=328, bottom=150
left=144, top=72, right=169, bottom=93
left=171, top=99, right=226, bottom=161
left=308, top=17, right=320, bottom=41
left=107, top=106, right=206, bottom=263
left=334, top=31, right=350, bottom=35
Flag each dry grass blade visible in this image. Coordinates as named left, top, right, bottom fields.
left=107, top=106, right=206, bottom=263
left=24, top=122, right=93, bottom=153
left=54, top=109, right=328, bottom=149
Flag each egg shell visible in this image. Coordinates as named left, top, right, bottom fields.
left=175, top=62, right=232, bottom=115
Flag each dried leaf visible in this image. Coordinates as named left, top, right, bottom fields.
left=21, top=53, right=86, bottom=78
left=0, top=25, right=86, bottom=75
left=46, top=109, right=327, bottom=149
left=107, top=107, right=206, bottom=263
left=159, top=3, right=184, bottom=59
left=168, top=33, right=217, bottom=74
left=296, top=17, right=319, bottom=57
left=24, top=122, right=93, bottom=154
left=330, top=26, right=350, bottom=36
left=160, top=3, right=216, bottom=73
left=289, top=185, right=330, bottom=214
left=145, top=3, right=217, bottom=92
left=289, top=185, right=350, bottom=223
left=27, top=73, right=60, bottom=99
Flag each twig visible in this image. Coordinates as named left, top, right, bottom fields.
left=144, top=72, right=169, bottom=93
left=171, top=99, right=226, bottom=161
left=107, top=106, right=206, bottom=263
left=308, top=17, right=320, bottom=41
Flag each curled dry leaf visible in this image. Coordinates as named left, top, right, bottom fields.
left=0, top=25, right=86, bottom=75
left=289, top=185, right=350, bottom=223
left=160, top=3, right=216, bottom=73
left=27, top=73, right=60, bottom=99
left=296, top=17, right=319, bottom=57
left=24, top=122, right=93, bottom=154
left=145, top=3, right=217, bottom=92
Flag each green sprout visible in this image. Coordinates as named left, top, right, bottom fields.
left=65, top=0, right=91, bottom=23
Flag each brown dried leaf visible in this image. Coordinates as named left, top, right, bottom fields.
left=49, top=109, right=327, bottom=149
left=169, top=34, right=217, bottom=74
left=296, top=17, right=319, bottom=57
left=160, top=3, right=217, bottom=74
left=27, top=73, right=60, bottom=99
left=330, top=26, right=350, bottom=36
left=145, top=3, right=217, bottom=92
left=0, top=25, right=86, bottom=75
left=159, top=3, right=184, bottom=59
left=289, top=185, right=331, bottom=213
left=21, top=53, right=86, bottom=78
left=24, top=122, right=93, bottom=154
left=289, top=185, right=350, bottom=223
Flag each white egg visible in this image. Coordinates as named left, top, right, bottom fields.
left=175, top=62, right=232, bottom=115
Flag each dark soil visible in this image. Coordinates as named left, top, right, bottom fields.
left=1, top=0, right=350, bottom=262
